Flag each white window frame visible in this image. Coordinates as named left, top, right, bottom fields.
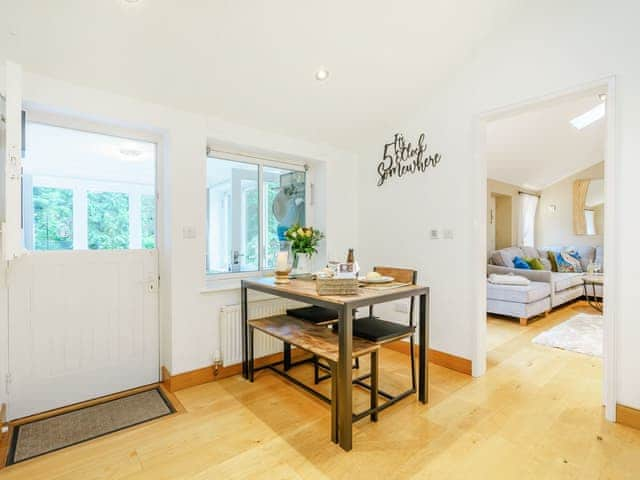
left=21, top=112, right=160, bottom=252
left=205, top=148, right=308, bottom=280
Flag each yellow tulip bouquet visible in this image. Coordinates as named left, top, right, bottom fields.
left=284, top=224, right=324, bottom=269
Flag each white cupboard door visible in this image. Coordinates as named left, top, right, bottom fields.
left=7, top=249, right=159, bottom=419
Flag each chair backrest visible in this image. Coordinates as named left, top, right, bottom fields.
left=372, top=266, right=418, bottom=326
left=373, top=266, right=417, bottom=285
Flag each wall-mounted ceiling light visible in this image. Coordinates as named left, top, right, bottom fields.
left=570, top=102, right=605, bottom=130
left=315, top=68, right=329, bottom=81
left=598, top=93, right=607, bottom=102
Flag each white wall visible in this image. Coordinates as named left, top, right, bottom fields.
left=536, top=162, right=604, bottom=248
left=356, top=0, right=640, bottom=409
left=1, top=68, right=358, bottom=379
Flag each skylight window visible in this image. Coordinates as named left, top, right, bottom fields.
left=570, top=103, right=605, bottom=130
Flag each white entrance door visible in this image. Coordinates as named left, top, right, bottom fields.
left=7, top=249, right=158, bottom=419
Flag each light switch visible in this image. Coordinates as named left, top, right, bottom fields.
left=444, top=229, right=454, bottom=239
left=430, top=229, right=440, bottom=240
left=182, top=226, right=197, bottom=239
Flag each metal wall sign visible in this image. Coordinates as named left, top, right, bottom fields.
left=377, top=133, right=442, bottom=187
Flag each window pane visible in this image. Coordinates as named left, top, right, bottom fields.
left=88, top=192, right=129, bottom=249
left=206, top=157, right=259, bottom=273
left=262, top=167, right=305, bottom=269
left=23, top=122, right=156, bottom=250
left=33, top=187, right=73, bottom=250
left=141, top=194, right=156, bottom=249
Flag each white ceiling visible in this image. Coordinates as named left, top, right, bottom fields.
left=486, top=88, right=606, bottom=190
left=0, top=0, right=522, bottom=152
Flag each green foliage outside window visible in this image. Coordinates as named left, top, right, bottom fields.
left=33, top=187, right=74, bottom=250
left=88, top=192, right=129, bottom=250
left=141, top=194, right=156, bottom=249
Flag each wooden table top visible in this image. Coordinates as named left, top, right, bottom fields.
left=249, top=315, right=379, bottom=363
left=242, top=276, right=428, bottom=308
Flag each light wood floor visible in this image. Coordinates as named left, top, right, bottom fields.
left=2, top=300, right=639, bottom=479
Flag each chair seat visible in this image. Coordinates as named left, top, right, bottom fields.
left=287, top=306, right=338, bottom=325
left=353, top=316, right=414, bottom=343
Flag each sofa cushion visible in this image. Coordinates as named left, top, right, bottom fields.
left=513, top=256, right=531, bottom=269
left=556, top=251, right=583, bottom=273
left=552, top=272, right=584, bottom=292
left=520, top=246, right=540, bottom=259
left=525, top=257, right=545, bottom=270
left=539, top=257, right=553, bottom=271
left=487, top=281, right=551, bottom=304
left=491, top=247, right=525, bottom=267
left=575, top=245, right=596, bottom=271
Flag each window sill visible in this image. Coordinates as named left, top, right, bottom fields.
left=200, top=271, right=274, bottom=294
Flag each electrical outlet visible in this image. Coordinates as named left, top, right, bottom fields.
left=394, top=301, right=409, bottom=313
left=182, top=226, right=197, bottom=239
left=443, top=228, right=454, bottom=239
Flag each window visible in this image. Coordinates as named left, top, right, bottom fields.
left=584, top=209, right=596, bottom=235
left=33, top=186, right=73, bottom=250
left=518, top=192, right=539, bottom=247
left=22, top=121, right=156, bottom=251
left=206, top=154, right=306, bottom=275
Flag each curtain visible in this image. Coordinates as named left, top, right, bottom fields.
left=518, top=193, right=539, bottom=247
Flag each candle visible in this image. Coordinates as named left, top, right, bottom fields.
left=276, top=251, right=288, bottom=272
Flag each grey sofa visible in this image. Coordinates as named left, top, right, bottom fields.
left=487, top=245, right=603, bottom=324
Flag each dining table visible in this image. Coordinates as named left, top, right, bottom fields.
left=240, top=276, right=430, bottom=451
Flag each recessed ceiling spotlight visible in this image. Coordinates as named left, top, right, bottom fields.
left=598, top=93, right=607, bottom=101
left=124, top=0, right=140, bottom=3
left=315, top=68, right=329, bottom=81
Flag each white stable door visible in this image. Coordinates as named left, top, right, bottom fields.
left=7, top=249, right=159, bottom=419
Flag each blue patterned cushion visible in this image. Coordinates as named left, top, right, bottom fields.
left=557, top=252, right=583, bottom=273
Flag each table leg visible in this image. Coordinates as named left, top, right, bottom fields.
left=241, top=281, right=249, bottom=379
left=330, top=361, right=338, bottom=444
left=419, top=292, right=429, bottom=404
left=370, top=351, right=378, bottom=422
left=337, top=305, right=353, bottom=451
left=284, top=343, right=292, bottom=371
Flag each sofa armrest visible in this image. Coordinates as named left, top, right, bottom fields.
left=487, top=265, right=553, bottom=283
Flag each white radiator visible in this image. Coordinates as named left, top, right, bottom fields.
left=219, top=298, right=304, bottom=366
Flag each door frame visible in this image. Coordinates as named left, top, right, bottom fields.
left=471, top=76, right=617, bottom=421
left=8, top=108, right=163, bottom=418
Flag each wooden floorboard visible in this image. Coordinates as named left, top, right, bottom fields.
left=1, top=300, right=639, bottom=479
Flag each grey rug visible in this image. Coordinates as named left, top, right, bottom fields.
left=532, top=313, right=603, bottom=357
left=7, top=388, right=174, bottom=464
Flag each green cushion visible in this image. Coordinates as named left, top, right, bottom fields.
left=525, top=257, right=545, bottom=270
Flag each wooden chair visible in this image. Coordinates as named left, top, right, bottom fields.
left=351, top=266, right=418, bottom=418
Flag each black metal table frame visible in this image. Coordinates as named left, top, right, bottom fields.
left=240, top=278, right=430, bottom=451
left=583, top=279, right=603, bottom=312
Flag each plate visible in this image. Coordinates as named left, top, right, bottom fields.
left=358, top=275, right=394, bottom=284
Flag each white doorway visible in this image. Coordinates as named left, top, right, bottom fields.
left=473, top=78, right=617, bottom=420
left=6, top=116, right=160, bottom=419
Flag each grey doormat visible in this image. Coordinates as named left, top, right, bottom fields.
left=7, top=388, right=174, bottom=465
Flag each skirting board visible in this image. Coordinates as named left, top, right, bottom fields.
left=164, top=350, right=308, bottom=392
left=383, top=341, right=472, bottom=376
left=617, top=404, right=640, bottom=431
